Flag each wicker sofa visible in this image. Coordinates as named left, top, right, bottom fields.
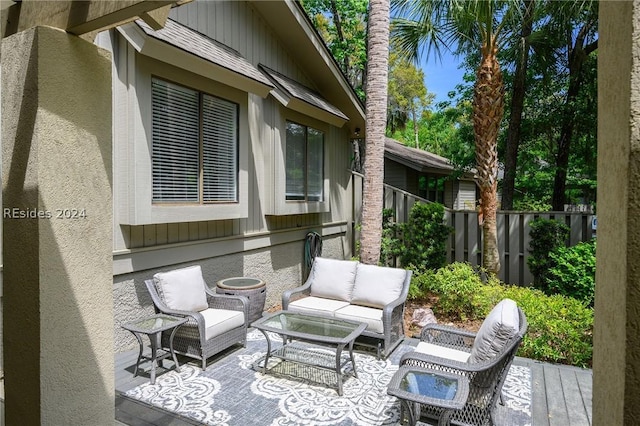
left=144, top=265, right=249, bottom=370
left=282, top=257, right=412, bottom=358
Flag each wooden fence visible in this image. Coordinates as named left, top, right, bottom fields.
left=351, top=172, right=595, bottom=286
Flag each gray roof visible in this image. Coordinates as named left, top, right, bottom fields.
left=136, top=19, right=274, bottom=89
left=385, top=138, right=454, bottom=174
left=259, top=65, right=349, bottom=121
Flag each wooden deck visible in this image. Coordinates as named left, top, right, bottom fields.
left=113, top=347, right=593, bottom=426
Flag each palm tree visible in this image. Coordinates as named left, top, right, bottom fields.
left=392, top=0, right=521, bottom=274
left=360, top=0, right=390, bottom=265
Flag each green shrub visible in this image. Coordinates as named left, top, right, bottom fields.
left=413, top=262, right=594, bottom=368
left=423, top=262, right=483, bottom=320
left=476, top=284, right=593, bottom=368
left=407, top=267, right=434, bottom=300
left=381, top=208, right=402, bottom=266
left=527, top=218, right=570, bottom=291
left=546, top=240, right=596, bottom=306
left=396, top=202, right=452, bottom=271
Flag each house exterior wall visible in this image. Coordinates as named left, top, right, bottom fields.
left=114, top=234, right=346, bottom=352
left=105, top=1, right=355, bottom=352
left=384, top=159, right=408, bottom=191
left=456, top=180, right=477, bottom=210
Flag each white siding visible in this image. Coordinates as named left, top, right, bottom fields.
left=454, top=180, right=477, bottom=210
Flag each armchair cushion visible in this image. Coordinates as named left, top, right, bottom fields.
left=414, top=342, right=471, bottom=363
left=468, top=298, right=520, bottom=363
left=309, top=257, right=358, bottom=301
left=350, top=263, right=406, bottom=308
left=154, top=265, right=208, bottom=312
left=200, top=308, right=246, bottom=341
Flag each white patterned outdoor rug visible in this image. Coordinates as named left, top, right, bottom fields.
left=124, top=329, right=531, bottom=425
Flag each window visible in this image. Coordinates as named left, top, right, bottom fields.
left=152, top=78, right=239, bottom=204
left=285, top=121, right=324, bottom=201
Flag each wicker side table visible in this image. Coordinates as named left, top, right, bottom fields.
left=216, top=277, right=266, bottom=324
left=387, top=366, right=470, bottom=426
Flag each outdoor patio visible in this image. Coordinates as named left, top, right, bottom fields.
left=113, top=331, right=592, bottom=426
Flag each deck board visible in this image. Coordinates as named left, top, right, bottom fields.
left=527, top=361, right=550, bottom=426
left=559, top=368, right=591, bottom=426
left=576, top=369, right=593, bottom=425
left=545, top=366, right=571, bottom=426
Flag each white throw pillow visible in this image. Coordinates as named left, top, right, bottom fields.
left=468, top=298, right=520, bottom=363
left=309, top=257, right=358, bottom=301
left=154, top=265, right=209, bottom=312
left=350, top=263, right=407, bottom=308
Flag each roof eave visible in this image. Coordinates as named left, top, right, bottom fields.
left=250, top=0, right=365, bottom=134
left=118, top=21, right=274, bottom=98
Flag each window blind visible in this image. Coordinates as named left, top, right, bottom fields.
left=202, top=94, right=238, bottom=202
left=152, top=79, right=199, bottom=202
left=151, top=78, right=239, bottom=204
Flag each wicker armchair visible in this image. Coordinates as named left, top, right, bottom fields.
left=398, top=299, right=528, bottom=426
left=144, top=266, right=249, bottom=370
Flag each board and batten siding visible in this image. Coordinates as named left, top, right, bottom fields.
left=170, top=1, right=313, bottom=88
left=384, top=160, right=408, bottom=190
left=109, top=1, right=354, bottom=275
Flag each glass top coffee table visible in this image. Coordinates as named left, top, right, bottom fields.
left=387, top=366, right=470, bottom=426
left=251, top=310, right=367, bottom=395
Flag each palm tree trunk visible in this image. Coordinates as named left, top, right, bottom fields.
left=360, top=0, right=389, bottom=265
left=473, top=41, right=504, bottom=274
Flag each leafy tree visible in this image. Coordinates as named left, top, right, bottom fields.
left=388, top=101, right=476, bottom=174
left=360, top=0, right=390, bottom=265
left=543, top=1, right=598, bottom=211
left=387, top=52, right=435, bottom=145
left=301, top=0, right=368, bottom=100
left=392, top=0, right=524, bottom=274
left=502, top=0, right=536, bottom=210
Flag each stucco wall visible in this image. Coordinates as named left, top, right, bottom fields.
left=114, top=235, right=346, bottom=352
left=594, top=1, right=640, bottom=424
left=2, top=26, right=113, bottom=425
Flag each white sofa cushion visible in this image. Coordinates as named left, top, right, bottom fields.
left=288, top=296, right=350, bottom=316
left=468, top=298, right=520, bottom=363
left=154, top=265, right=208, bottom=312
left=350, top=263, right=407, bottom=308
left=414, top=341, right=471, bottom=363
left=199, top=308, right=245, bottom=341
left=309, top=257, right=358, bottom=302
left=334, top=304, right=384, bottom=334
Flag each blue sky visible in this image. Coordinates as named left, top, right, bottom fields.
left=420, top=50, right=467, bottom=106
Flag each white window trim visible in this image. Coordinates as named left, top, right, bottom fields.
left=118, top=53, right=249, bottom=225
